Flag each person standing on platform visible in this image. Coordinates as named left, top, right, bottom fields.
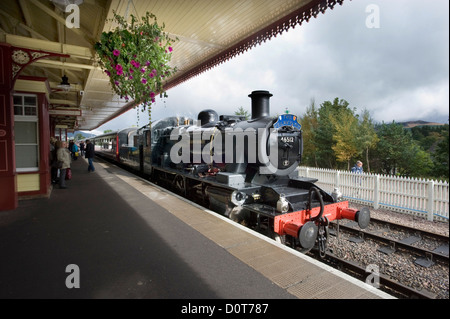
left=68, top=140, right=74, bottom=158
left=351, top=160, right=364, bottom=196
left=80, top=140, right=85, bottom=157
left=49, top=137, right=58, bottom=184
left=72, top=142, right=79, bottom=160
left=85, top=139, right=95, bottom=172
left=56, top=140, right=71, bottom=189
left=351, top=160, right=363, bottom=174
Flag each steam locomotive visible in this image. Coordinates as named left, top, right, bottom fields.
left=93, top=90, right=370, bottom=256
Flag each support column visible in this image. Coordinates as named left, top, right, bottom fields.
left=0, top=43, right=17, bottom=210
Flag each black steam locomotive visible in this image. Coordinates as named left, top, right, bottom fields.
left=93, top=90, right=370, bottom=256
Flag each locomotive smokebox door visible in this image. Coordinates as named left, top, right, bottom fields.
left=265, top=130, right=302, bottom=172
left=278, top=132, right=302, bottom=168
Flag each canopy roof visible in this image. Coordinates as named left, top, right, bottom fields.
left=1, top=0, right=344, bottom=130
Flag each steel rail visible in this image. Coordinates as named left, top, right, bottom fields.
left=330, top=221, right=449, bottom=264
left=323, top=252, right=437, bottom=299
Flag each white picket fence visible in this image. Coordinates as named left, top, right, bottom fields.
left=297, top=166, right=449, bottom=222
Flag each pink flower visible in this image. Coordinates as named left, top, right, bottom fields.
left=131, top=60, right=140, bottom=68
left=141, top=78, right=147, bottom=84
left=150, top=92, right=155, bottom=98
left=116, top=69, right=123, bottom=75
left=168, top=46, right=173, bottom=52
left=113, top=49, right=120, bottom=56
left=140, top=68, right=146, bottom=73
left=115, top=64, right=123, bottom=71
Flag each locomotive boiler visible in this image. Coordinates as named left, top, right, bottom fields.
left=94, top=90, right=370, bottom=256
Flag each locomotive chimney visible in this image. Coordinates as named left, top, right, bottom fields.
left=249, top=90, right=273, bottom=119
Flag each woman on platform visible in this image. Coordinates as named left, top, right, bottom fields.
left=56, top=140, right=71, bottom=189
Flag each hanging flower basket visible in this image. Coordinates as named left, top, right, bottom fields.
left=94, top=11, right=177, bottom=118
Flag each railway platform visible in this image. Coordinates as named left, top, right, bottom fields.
left=0, top=156, right=393, bottom=302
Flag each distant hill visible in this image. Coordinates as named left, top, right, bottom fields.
left=399, top=120, right=446, bottom=128
left=67, top=131, right=97, bottom=139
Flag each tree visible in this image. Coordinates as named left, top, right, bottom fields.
left=234, top=106, right=250, bottom=120
left=314, top=98, right=355, bottom=169
left=357, top=109, right=379, bottom=173
left=375, top=122, right=409, bottom=175
left=330, top=110, right=359, bottom=169
left=299, top=99, right=319, bottom=166
left=375, top=122, right=433, bottom=177
left=433, top=125, right=449, bottom=179
left=406, top=144, right=434, bottom=177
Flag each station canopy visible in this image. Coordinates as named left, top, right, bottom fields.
left=1, top=0, right=344, bottom=130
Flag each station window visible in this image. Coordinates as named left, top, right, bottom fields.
left=14, top=94, right=39, bottom=172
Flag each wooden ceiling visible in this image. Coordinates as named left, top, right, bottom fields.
left=0, top=0, right=344, bottom=130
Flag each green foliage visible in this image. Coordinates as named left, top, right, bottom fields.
left=357, top=109, right=379, bottom=173
left=297, top=97, right=446, bottom=179
left=330, top=110, right=359, bottom=169
left=410, top=124, right=448, bottom=152
left=299, top=99, right=319, bottom=167
left=94, top=11, right=178, bottom=123
left=432, top=125, right=449, bottom=179
left=314, top=98, right=352, bottom=168
left=234, top=106, right=250, bottom=120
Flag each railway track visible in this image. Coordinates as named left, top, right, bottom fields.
left=321, top=252, right=438, bottom=299
left=324, top=217, right=449, bottom=299
left=245, top=211, right=448, bottom=298
left=331, top=217, right=449, bottom=265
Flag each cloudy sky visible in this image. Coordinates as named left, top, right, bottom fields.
left=89, top=0, right=449, bottom=135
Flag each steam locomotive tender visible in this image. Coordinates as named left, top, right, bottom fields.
left=93, top=90, right=370, bottom=256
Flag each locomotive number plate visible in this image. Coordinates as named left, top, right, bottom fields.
left=280, top=136, right=294, bottom=143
